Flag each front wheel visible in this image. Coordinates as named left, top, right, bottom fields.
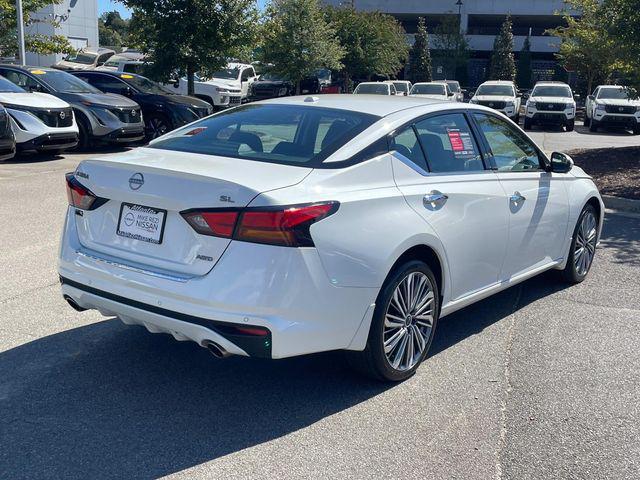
left=566, top=120, right=575, bottom=132
left=584, top=115, right=591, bottom=127
left=523, top=118, right=532, bottom=130
left=348, top=261, right=440, bottom=382
left=146, top=114, right=172, bottom=141
left=560, top=204, right=598, bottom=283
left=589, top=119, right=599, bottom=132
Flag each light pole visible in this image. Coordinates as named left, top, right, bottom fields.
left=456, top=0, right=463, bottom=28
left=15, top=0, right=26, bottom=65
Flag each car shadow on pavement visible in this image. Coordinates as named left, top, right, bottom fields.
left=0, top=320, right=391, bottom=479
left=599, top=213, right=640, bottom=267
left=574, top=125, right=635, bottom=136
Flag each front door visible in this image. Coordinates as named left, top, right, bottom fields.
left=391, top=112, right=509, bottom=301
left=472, top=112, right=570, bottom=279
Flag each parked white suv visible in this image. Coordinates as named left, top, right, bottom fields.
left=59, top=95, right=603, bottom=381
left=410, top=82, right=455, bottom=101
left=0, top=75, right=78, bottom=153
left=524, top=81, right=576, bottom=131
left=167, top=63, right=256, bottom=109
left=53, top=47, right=115, bottom=72
left=584, top=85, right=640, bottom=134
left=470, top=80, right=521, bottom=122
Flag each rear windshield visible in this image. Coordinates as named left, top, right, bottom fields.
left=411, top=84, right=445, bottom=95
left=149, top=104, right=379, bottom=166
left=476, top=84, right=514, bottom=96
left=354, top=84, right=389, bottom=95
left=532, top=85, right=572, bottom=97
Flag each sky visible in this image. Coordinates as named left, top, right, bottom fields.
left=98, top=0, right=268, bottom=19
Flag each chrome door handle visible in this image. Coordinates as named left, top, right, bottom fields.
left=510, top=191, right=526, bottom=204
left=423, top=191, right=448, bottom=206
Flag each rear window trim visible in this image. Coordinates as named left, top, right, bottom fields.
left=148, top=104, right=381, bottom=169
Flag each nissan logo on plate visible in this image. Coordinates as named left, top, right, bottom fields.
left=59, top=111, right=66, bottom=119
left=129, top=173, right=144, bottom=190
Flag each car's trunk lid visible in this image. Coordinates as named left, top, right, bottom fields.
left=73, top=148, right=311, bottom=277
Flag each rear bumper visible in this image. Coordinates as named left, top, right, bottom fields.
left=17, top=132, right=78, bottom=152
left=58, top=207, right=377, bottom=359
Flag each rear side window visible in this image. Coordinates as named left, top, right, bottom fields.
left=390, top=127, right=428, bottom=171
left=414, top=113, right=484, bottom=173
left=150, top=104, right=378, bottom=166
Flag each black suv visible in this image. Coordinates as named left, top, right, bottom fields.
left=72, top=71, right=213, bottom=140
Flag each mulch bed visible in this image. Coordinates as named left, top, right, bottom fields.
left=568, top=146, right=640, bottom=200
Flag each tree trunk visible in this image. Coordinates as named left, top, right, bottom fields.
left=295, top=80, right=301, bottom=95
left=343, top=72, right=351, bottom=93
left=187, top=64, right=195, bottom=97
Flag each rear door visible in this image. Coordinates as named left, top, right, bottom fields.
left=471, top=112, right=569, bottom=279
left=391, top=112, right=509, bottom=301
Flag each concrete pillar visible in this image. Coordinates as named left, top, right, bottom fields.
left=460, top=12, right=469, bottom=34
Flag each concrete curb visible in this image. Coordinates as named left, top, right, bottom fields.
left=602, top=195, right=640, bottom=213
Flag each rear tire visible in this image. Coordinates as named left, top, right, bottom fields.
left=584, top=115, right=591, bottom=127
left=589, top=119, right=599, bottom=132
left=514, top=113, right=520, bottom=124
left=348, top=260, right=440, bottom=382
left=633, top=125, right=640, bottom=135
left=523, top=118, right=532, bottom=130
left=560, top=204, right=598, bottom=284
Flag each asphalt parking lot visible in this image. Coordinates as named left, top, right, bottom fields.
left=1, top=146, right=639, bottom=480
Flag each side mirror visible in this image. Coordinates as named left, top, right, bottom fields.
left=124, top=86, right=134, bottom=97
left=588, top=95, right=595, bottom=101
left=574, top=94, right=581, bottom=100
left=96, top=62, right=105, bottom=67
left=550, top=152, right=574, bottom=173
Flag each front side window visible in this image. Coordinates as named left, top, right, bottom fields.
left=390, top=127, right=428, bottom=171
left=393, top=82, right=409, bottom=93
left=446, top=81, right=460, bottom=93
left=473, top=113, right=542, bottom=172
left=0, top=72, right=31, bottom=92
left=150, top=104, right=378, bottom=166
left=414, top=113, right=484, bottom=173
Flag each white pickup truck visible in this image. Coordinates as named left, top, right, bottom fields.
left=584, top=85, right=640, bottom=134
left=166, top=63, right=257, bottom=110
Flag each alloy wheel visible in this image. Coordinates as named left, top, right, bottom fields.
left=383, top=271, right=435, bottom=371
left=574, top=210, right=597, bottom=276
left=149, top=117, right=169, bottom=139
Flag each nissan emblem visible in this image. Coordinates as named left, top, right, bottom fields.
left=129, top=173, right=144, bottom=190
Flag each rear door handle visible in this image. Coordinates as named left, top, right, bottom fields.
left=423, top=191, right=448, bottom=207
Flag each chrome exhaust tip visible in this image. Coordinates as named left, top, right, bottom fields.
left=64, top=295, right=87, bottom=312
left=204, top=341, right=232, bottom=359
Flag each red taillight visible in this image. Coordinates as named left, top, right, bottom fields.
left=65, top=173, right=106, bottom=210
left=181, top=210, right=239, bottom=238
left=181, top=202, right=338, bottom=247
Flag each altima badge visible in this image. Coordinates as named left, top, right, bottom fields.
left=129, top=173, right=144, bottom=190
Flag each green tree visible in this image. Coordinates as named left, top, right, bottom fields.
left=490, top=14, right=516, bottom=81
left=324, top=5, right=408, bottom=91
left=408, top=17, right=432, bottom=83
left=122, top=0, right=258, bottom=95
left=600, top=0, right=640, bottom=93
left=547, top=0, right=623, bottom=95
left=432, top=15, right=469, bottom=83
left=262, top=0, right=344, bottom=94
left=516, top=35, right=532, bottom=89
left=0, top=0, right=73, bottom=58
left=99, top=11, right=130, bottom=48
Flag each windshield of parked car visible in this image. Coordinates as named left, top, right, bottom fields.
left=0, top=76, right=26, bottom=93
left=531, top=85, right=572, bottom=97
left=597, top=87, right=632, bottom=100
left=34, top=69, right=101, bottom=94
left=64, top=51, right=98, bottom=65
left=445, top=81, right=460, bottom=93
left=208, top=68, right=240, bottom=80
left=411, top=84, right=446, bottom=95
left=120, top=74, right=171, bottom=94
left=393, top=82, right=409, bottom=93
left=260, top=72, right=287, bottom=82
left=354, top=84, right=389, bottom=95
left=150, top=104, right=379, bottom=166
left=476, top=84, right=514, bottom=96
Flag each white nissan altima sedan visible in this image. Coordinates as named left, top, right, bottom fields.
left=59, top=95, right=603, bottom=381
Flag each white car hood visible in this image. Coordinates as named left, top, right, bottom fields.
left=473, top=95, right=515, bottom=103
left=54, top=60, right=93, bottom=71
left=0, top=92, right=71, bottom=109
left=594, top=98, right=640, bottom=107
left=196, top=78, right=240, bottom=90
